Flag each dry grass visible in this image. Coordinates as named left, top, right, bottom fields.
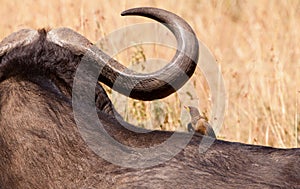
left=0, top=0, right=299, bottom=148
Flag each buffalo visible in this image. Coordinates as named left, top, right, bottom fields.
left=0, top=7, right=299, bottom=188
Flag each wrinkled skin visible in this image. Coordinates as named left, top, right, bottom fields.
left=0, top=7, right=299, bottom=189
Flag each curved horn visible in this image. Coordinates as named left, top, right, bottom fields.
left=47, top=7, right=199, bottom=100
left=0, top=29, right=39, bottom=56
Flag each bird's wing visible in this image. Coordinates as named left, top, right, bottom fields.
left=204, top=122, right=216, bottom=138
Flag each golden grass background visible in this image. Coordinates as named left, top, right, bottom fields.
left=0, top=0, right=299, bottom=148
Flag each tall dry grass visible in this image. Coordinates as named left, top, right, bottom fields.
left=0, top=0, right=299, bottom=148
